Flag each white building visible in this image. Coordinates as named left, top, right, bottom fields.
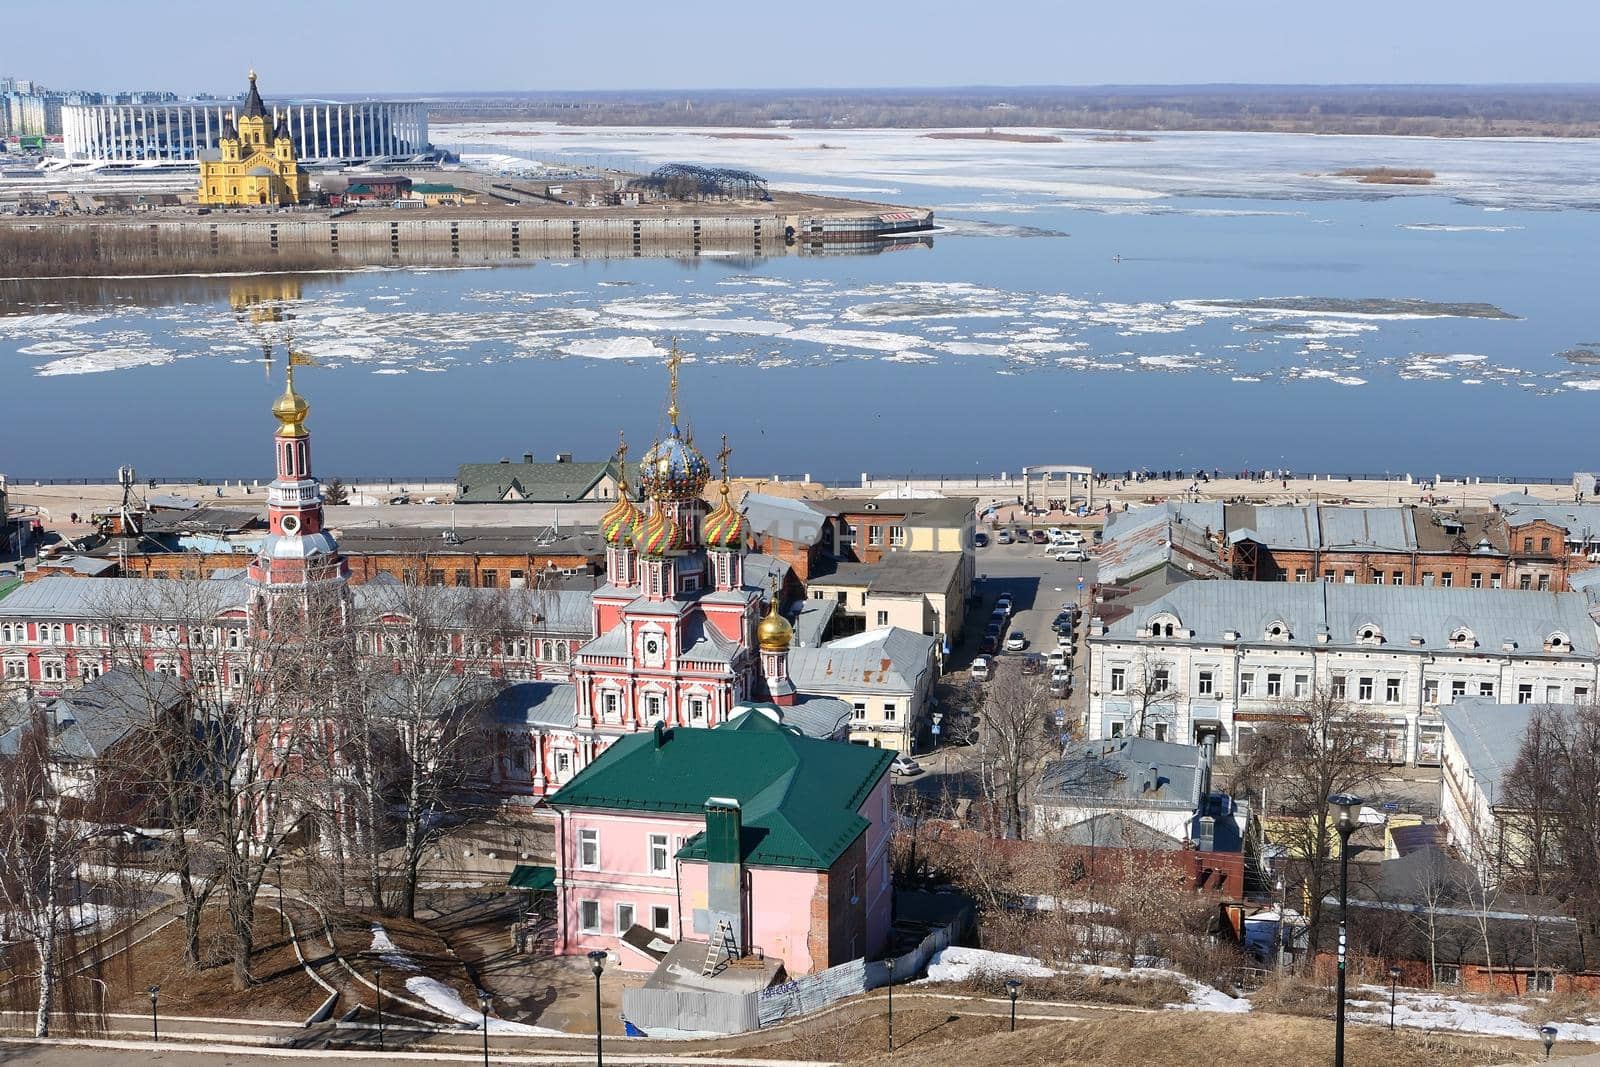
left=1085, top=581, right=1600, bottom=766
left=63, top=100, right=429, bottom=164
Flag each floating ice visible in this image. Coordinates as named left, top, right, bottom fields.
left=563, top=336, right=668, bottom=360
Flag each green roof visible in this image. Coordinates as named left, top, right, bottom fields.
left=508, top=864, right=555, bottom=890
left=547, top=711, right=892, bottom=870
left=411, top=183, right=461, bottom=194
left=455, top=458, right=623, bottom=504
left=0, top=579, right=19, bottom=603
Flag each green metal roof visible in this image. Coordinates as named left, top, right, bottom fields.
left=547, top=710, right=892, bottom=870
left=455, top=458, right=623, bottom=504
left=508, top=864, right=555, bottom=890
left=411, top=183, right=461, bottom=194
left=0, top=578, right=19, bottom=603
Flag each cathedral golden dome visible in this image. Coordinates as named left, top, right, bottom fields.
left=756, top=593, right=793, bottom=653
left=272, top=364, right=309, bottom=438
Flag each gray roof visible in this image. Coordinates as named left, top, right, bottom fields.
left=810, top=552, right=963, bottom=597
left=736, top=697, right=853, bottom=741
left=38, top=555, right=120, bottom=577
left=330, top=525, right=602, bottom=559
left=679, top=616, right=739, bottom=665
left=140, top=507, right=265, bottom=535
left=788, top=627, right=936, bottom=696
left=1037, top=736, right=1208, bottom=812
left=739, top=492, right=830, bottom=546
left=791, top=598, right=836, bottom=648
left=1103, top=501, right=1223, bottom=543
left=352, top=581, right=593, bottom=634
left=0, top=668, right=182, bottom=761
left=814, top=495, right=977, bottom=528
left=0, top=576, right=248, bottom=620
left=742, top=552, right=790, bottom=596
left=1439, top=697, right=1550, bottom=805
left=1098, top=515, right=1227, bottom=586
left=1491, top=496, right=1600, bottom=538
left=1053, top=811, right=1182, bottom=850
left=455, top=458, right=622, bottom=504
left=578, top=625, right=630, bottom=658
left=490, top=680, right=577, bottom=729
left=1098, top=580, right=1600, bottom=656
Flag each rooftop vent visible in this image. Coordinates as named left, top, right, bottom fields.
left=523, top=452, right=534, bottom=464
left=555, top=452, right=573, bottom=463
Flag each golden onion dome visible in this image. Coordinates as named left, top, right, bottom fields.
left=756, top=594, right=793, bottom=653
left=600, top=434, right=642, bottom=546
left=272, top=365, right=309, bottom=438
left=637, top=508, right=683, bottom=557
left=702, top=433, right=747, bottom=549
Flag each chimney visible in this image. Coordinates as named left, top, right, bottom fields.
left=523, top=452, right=534, bottom=464
left=555, top=452, right=573, bottom=464
left=653, top=720, right=667, bottom=749
left=704, top=797, right=745, bottom=960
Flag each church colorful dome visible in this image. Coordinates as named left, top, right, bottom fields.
left=600, top=434, right=642, bottom=546
left=639, top=433, right=710, bottom=502
left=637, top=508, right=684, bottom=557
left=702, top=433, right=747, bottom=549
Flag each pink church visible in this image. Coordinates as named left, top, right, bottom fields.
left=544, top=709, right=893, bottom=977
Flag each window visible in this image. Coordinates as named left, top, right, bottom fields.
left=1294, top=569, right=1307, bottom=582
left=1546, top=685, right=1562, bottom=703
left=41, top=660, right=65, bottom=682
left=1424, top=680, right=1439, bottom=704
left=1266, top=672, right=1283, bottom=697
left=1523, top=537, right=1534, bottom=553
left=867, top=525, right=883, bottom=547
left=1434, top=963, right=1460, bottom=986
left=481, top=570, right=498, bottom=588
left=852, top=702, right=867, bottom=721
left=1470, top=573, right=1483, bottom=588
left=1153, top=722, right=1169, bottom=741
left=645, top=693, right=664, bottom=721
left=1518, top=684, right=1533, bottom=704
left=428, top=569, right=445, bottom=586
left=1491, top=575, right=1502, bottom=588
left=649, top=834, right=669, bottom=874
left=1540, top=537, right=1552, bottom=553
left=80, top=662, right=103, bottom=680
left=1440, top=572, right=1453, bottom=587
left=1197, top=670, right=1214, bottom=696
left=579, top=900, right=600, bottom=934
left=1152, top=668, right=1170, bottom=692
left=883, top=702, right=897, bottom=723
left=1369, top=572, right=1383, bottom=585
left=876, top=611, right=889, bottom=627
left=651, top=906, right=670, bottom=933
left=1529, top=971, right=1555, bottom=993
left=1450, top=680, right=1467, bottom=700
left=1519, top=574, right=1532, bottom=590
left=1240, top=672, right=1255, bottom=697
left=888, top=525, right=906, bottom=547
left=1110, top=667, right=1126, bottom=693
left=1331, top=675, right=1347, bottom=699
left=1391, top=571, right=1404, bottom=585
left=1386, top=677, right=1401, bottom=703
left=1294, top=673, right=1309, bottom=699
left=230, top=666, right=245, bottom=688
left=1323, top=570, right=1335, bottom=582
left=616, top=903, right=635, bottom=934
left=454, top=569, right=470, bottom=587
left=1342, top=570, right=1355, bottom=584
left=1577, top=686, right=1591, bottom=704
left=2, top=659, right=25, bottom=680
left=1422, top=572, right=1436, bottom=587
left=578, top=828, right=600, bottom=869
left=1108, top=720, right=1125, bottom=737
left=602, top=691, right=620, bottom=721
left=1479, top=681, right=1495, bottom=698
left=687, top=696, right=706, bottom=723
left=1538, top=574, right=1550, bottom=591
left=1358, top=677, right=1374, bottom=702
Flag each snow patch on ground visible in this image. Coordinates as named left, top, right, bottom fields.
left=921, top=947, right=1250, bottom=1014
left=403, top=976, right=566, bottom=1035
left=369, top=923, right=421, bottom=972
left=1348, top=985, right=1600, bottom=1042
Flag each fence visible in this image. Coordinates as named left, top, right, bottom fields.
left=622, top=910, right=963, bottom=1036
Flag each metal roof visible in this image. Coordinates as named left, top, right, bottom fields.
left=1037, top=736, right=1207, bottom=812
left=1439, top=697, right=1545, bottom=804
left=490, top=681, right=578, bottom=728
left=738, top=492, right=830, bottom=546
left=0, top=576, right=247, bottom=620
left=455, top=458, right=622, bottom=504
left=787, top=627, right=936, bottom=696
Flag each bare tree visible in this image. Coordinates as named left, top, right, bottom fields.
left=1123, top=652, right=1184, bottom=740
left=1101, top=824, right=1190, bottom=967
left=969, top=664, right=1055, bottom=839
left=1231, top=686, right=1381, bottom=953
left=0, top=706, right=94, bottom=1035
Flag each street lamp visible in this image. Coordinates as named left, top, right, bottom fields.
left=1328, top=793, right=1364, bottom=1067
left=146, top=984, right=160, bottom=1042
left=1005, top=978, right=1021, bottom=1032
left=1388, top=966, right=1401, bottom=1031
left=1540, top=1024, right=1558, bottom=1060
left=375, top=964, right=384, bottom=1050
left=1275, top=873, right=1288, bottom=971
left=886, top=955, right=894, bottom=1053
left=588, top=949, right=607, bottom=1067
left=476, top=989, right=491, bottom=1067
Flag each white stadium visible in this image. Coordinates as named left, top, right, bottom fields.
left=62, top=99, right=431, bottom=166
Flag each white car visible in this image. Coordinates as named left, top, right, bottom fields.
left=1048, top=648, right=1067, bottom=669
left=891, top=754, right=924, bottom=777
left=970, top=656, right=994, bottom=682
left=1058, top=529, right=1084, bottom=544
left=1004, top=631, right=1028, bottom=652
left=1051, top=666, right=1071, bottom=686
left=1054, top=549, right=1088, bottom=562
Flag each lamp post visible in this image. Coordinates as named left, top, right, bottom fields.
left=375, top=965, right=384, bottom=1050
left=476, top=989, right=492, bottom=1067
left=886, top=955, right=894, bottom=1053
left=1540, top=1024, right=1558, bottom=1061
left=1328, top=793, right=1364, bottom=1067
left=1275, top=873, right=1287, bottom=971
left=588, top=949, right=607, bottom=1067
left=146, top=984, right=160, bottom=1042
left=277, top=854, right=286, bottom=936
left=1387, top=966, right=1400, bottom=1031
left=1005, top=978, right=1021, bottom=1032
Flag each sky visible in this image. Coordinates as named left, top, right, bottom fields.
left=11, top=0, right=1599, bottom=94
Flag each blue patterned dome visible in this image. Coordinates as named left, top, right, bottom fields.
left=640, top=432, right=710, bottom=502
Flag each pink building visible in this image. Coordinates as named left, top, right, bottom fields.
left=544, top=708, right=893, bottom=977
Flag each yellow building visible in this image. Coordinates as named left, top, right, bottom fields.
left=197, top=71, right=307, bottom=207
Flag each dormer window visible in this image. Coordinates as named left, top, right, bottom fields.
left=1546, top=631, right=1570, bottom=653
left=1147, top=613, right=1181, bottom=639
left=1449, top=627, right=1476, bottom=649
left=1357, top=625, right=1383, bottom=645
left=1265, top=620, right=1290, bottom=641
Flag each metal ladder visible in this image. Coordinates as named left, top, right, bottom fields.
left=701, top=919, right=738, bottom=976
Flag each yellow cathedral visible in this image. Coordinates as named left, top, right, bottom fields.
left=197, top=71, right=308, bottom=207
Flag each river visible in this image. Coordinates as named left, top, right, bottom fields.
left=4, top=125, right=1598, bottom=480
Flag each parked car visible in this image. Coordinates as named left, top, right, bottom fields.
left=1051, top=612, right=1074, bottom=634
left=980, top=635, right=1000, bottom=655
left=1054, top=549, right=1088, bottom=562
left=1057, top=632, right=1074, bottom=651
left=996, top=529, right=1014, bottom=545
left=1050, top=676, right=1071, bottom=698
left=970, top=656, right=993, bottom=681
left=1058, top=529, right=1084, bottom=544
left=1047, top=648, right=1067, bottom=670
left=1021, top=652, right=1046, bottom=675
left=891, top=754, right=924, bottom=777
left=990, top=608, right=1008, bottom=628
left=1031, top=530, right=1049, bottom=545
left=995, top=593, right=1014, bottom=616
left=974, top=531, right=989, bottom=548
left=1004, top=631, right=1028, bottom=652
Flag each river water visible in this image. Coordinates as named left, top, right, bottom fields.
left=4, top=125, right=1599, bottom=481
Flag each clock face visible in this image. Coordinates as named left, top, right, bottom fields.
left=279, top=513, right=301, bottom=535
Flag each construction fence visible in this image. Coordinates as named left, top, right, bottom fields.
left=622, top=908, right=966, bottom=1036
